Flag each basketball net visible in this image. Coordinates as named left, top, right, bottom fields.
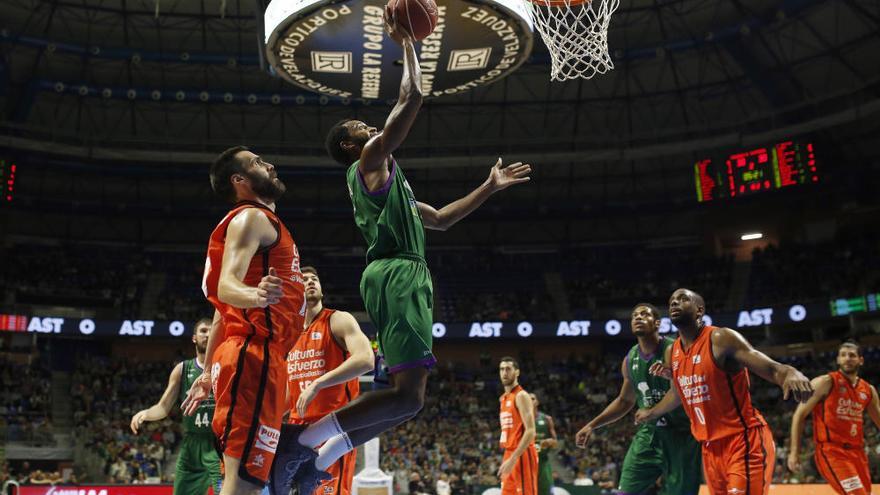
left=525, top=0, right=620, bottom=81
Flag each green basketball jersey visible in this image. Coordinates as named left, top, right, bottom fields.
left=627, top=337, right=689, bottom=429
left=535, top=412, right=551, bottom=445
left=179, top=358, right=215, bottom=436
left=346, top=160, right=426, bottom=263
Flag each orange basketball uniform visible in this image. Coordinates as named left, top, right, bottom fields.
left=287, top=308, right=360, bottom=495
left=811, top=371, right=873, bottom=495
left=202, top=201, right=306, bottom=485
left=499, top=384, right=538, bottom=495
left=671, top=326, right=775, bottom=495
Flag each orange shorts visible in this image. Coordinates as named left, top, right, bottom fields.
left=212, top=336, right=289, bottom=486
left=814, top=443, right=872, bottom=495
left=702, top=425, right=775, bottom=495
left=501, top=446, right=538, bottom=495
left=306, top=449, right=357, bottom=495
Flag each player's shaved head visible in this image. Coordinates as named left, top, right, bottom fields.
left=669, top=288, right=706, bottom=329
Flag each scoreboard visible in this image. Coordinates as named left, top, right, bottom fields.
left=695, top=140, right=818, bottom=202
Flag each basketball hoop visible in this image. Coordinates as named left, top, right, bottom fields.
left=525, top=0, right=619, bottom=81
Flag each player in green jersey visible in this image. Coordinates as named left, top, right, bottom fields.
left=131, top=318, right=221, bottom=495
left=575, top=303, right=701, bottom=495
left=283, top=6, right=532, bottom=486
left=530, top=393, right=558, bottom=495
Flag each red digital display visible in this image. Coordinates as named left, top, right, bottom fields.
left=695, top=140, right=818, bottom=202
left=1, top=159, right=16, bottom=202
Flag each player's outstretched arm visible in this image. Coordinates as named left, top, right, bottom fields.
left=868, top=384, right=880, bottom=429
left=417, top=158, right=531, bottom=231
left=359, top=7, right=422, bottom=174
left=296, top=311, right=374, bottom=417
left=576, top=358, right=636, bottom=448
left=217, top=208, right=281, bottom=308
left=713, top=327, right=813, bottom=402
left=131, top=362, right=183, bottom=434
left=787, top=374, right=832, bottom=472
left=498, top=390, right=537, bottom=480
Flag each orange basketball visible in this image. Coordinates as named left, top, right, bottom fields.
left=390, top=0, right=439, bottom=42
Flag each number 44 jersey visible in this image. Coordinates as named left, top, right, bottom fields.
left=181, top=358, right=215, bottom=434
left=671, top=326, right=767, bottom=442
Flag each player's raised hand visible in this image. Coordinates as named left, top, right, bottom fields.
left=786, top=452, right=801, bottom=473
left=486, top=158, right=531, bottom=192
left=254, top=266, right=283, bottom=308
left=575, top=424, right=594, bottom=448
left=296, top=381, right=320, bottom=418
left=648, top=362, right=672, bottom=380
left=181, top=372, right=211, bottom=416
left=781, top=367, right=813, bottom=402
left=130, top=410, right=148, bottom=434
left=383, top=4, right=409, bottom=45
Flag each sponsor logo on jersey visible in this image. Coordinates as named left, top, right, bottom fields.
left=692, top=355, right=701, bottom=364
left=252, top=453, right=265, bottom=468
left=312, top=331, right=322, bottom=340
left=254, top=425, right=280, bottom=453
left=859, top=392, right=867, bottom=401
left=840, top=476, right=864, bottom=491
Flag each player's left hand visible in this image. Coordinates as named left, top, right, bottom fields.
left=633, top=408, right=655, bottom=425
left=182, top=371, right=212, bottom=416
left=296, top=381, right=321, bottom=418
left=782, top=367, right=813, bottom=403
left=486, top=158, right=531, bottom=192
left=497, top=458, right=516, bottom=480
left=648, top=362, right=672, bottom=380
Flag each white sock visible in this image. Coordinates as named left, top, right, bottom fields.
left=298, top=412, right=343, bottom=449
left=315, top=433, right=353, bottom=472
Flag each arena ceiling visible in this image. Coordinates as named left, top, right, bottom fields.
left=0, top=0, right=879, bottom=168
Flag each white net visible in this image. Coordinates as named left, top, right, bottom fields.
left=524, top=0, right=620, bottom=81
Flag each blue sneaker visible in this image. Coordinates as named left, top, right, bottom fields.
left=266, top=424, right=314, bottom=495
left=293, top=457, right=331, bottom=495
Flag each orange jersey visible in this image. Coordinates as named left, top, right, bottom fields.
left=287, top=308, right=360, bottom=424
left=813, top=371, right=873, bottom=447
left=671, top=326, right=766, bottom=442
left=500, top=385, right=529, bottom=450
left=202, top=201, right=306, bottom=351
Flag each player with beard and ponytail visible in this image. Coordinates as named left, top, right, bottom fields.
left=131, top=318, right=222, bottom=495
left=181, top=146, right=307, bottom=495
left=635, top=288, right=813, bottom=495
left=787, top=341, right=880, bottom=495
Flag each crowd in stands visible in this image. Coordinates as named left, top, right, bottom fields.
left=2, top=235, right=878, bottom=323
left=0, top=354, right=53, bottom=445
left=71, top=355, right=183, bottom=484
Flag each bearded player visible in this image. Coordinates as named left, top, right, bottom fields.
left=529, top=393, right=558, bottom=495
left=280, top=266, right=374, bottom=495
left=576, top=303, right=700, bottom=495
left=280, top=7, right=531, bottom=490
left=131, top=318, right=221, bottom=495
left=182, top=147, right=306, bottom=495
left=499, top=357, right=538, bottom=495
left=787, top=341, right=880, bottom=494
left=635, top=288, right=813, bottom=495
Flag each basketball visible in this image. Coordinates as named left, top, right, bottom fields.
left=390, top=0, right=438, bottom=42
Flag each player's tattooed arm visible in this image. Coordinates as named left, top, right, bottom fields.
left=358, top=7, right=421, bottom=175
left=296, top=311, right=374, bottom=417
left=787, top=374, right=832, bottom=472
left=131, top=362, right=183, bottom=433
left=417, top=158, right=531, bottom=231
left=218, top=208, right=282, bottom=309
left=576, top=357, right=636, bottom=448
left=713, top=327, right=813, bottom=402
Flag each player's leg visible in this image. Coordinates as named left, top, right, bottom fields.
left=721, top=426, right=775, bottom=495
left=536, top=451, right=553, bottom=495
left=199, top=436, right=223, bottom=495
left=700, top=441, right=726, bottom=495
left=616, top=428, right=664, bottom=495
left=657, top=428, right=701, bottom=495
left=212, top=337, right=287, bottom=493
left=814, top=444, right=870, bottom=495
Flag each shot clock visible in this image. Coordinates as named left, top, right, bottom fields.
left=695, top=139, right=818, bottom=203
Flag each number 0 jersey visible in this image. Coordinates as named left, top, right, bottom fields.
left=202, top=201, right=306, bottom=351
left=286, top=308, right=360, bottom=424
left=671, top=326, right=766, bottom=442
left=813, top=371, right=873, bottom=447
